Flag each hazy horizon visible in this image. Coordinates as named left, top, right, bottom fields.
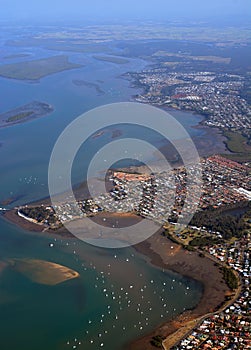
left=0, top=0, right=250, bottom=24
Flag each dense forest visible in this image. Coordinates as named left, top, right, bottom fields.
left=189, top=204, right=250, bottom=240
left=221, top=267, right=239, bottom=290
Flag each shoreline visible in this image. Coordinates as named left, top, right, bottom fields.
left=2, top=209, right=145, bottom=236
left=162, top=106, right=230, bottom=159
left=126, top=233, right=231, bottom=350
left=2, top=209, right=76, bottom=237
left=0, top=38, right=248, bottom=349
left=3, top=209, right=232, bottom=349
left=0, top=101, right=54, bottom=129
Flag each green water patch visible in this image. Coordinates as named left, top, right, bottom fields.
left=223, top=130, right=251, bottom=162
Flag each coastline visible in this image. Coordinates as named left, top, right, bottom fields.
left=3, top=209, right=232, bottom=349
left=126, top=232, right=231, bottom=350
left=0, top=31, right=249, bottom=350
left=3, top=209, right=76, bottom=237
left=0, top=101, right=54, bottom=129
left=162, top=106, right=229, bottom=158
left=2, top=209, right=144, bottom=236
left=3, top=209, right=45, bottom=232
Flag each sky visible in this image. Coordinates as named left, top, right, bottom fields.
left=0, top=0, right=250, bottom=23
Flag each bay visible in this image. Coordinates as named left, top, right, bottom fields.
left=0, top=45, right=204, bottom=349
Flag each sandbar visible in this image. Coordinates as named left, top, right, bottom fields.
left=7, top=258, right=79, bottom=286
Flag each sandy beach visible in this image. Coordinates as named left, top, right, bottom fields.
left=3, top=209, right=144, bottom=236
left=3, top=209, right=45, bottom=232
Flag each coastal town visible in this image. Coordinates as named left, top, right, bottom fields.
left=0, top=4, right=250, bottom=349
left=17, top=154, right=251, bottom=228
left=119, top=54, right=251, bottom=349
left=128, top=69, right=251, bottom=131
left=171, top=234, right=250, bottom=350
left=13, top=154, right=251, bottom=349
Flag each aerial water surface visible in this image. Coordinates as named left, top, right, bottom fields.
left=0, top=41, right=204, bottom=349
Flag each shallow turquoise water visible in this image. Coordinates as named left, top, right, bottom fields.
left=0, top=42, right=204, bottom=350
left=0, top=218, right=202, bottom=350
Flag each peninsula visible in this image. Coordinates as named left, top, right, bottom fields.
left=3, top=154, right=250, bottom=349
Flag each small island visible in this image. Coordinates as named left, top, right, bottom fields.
left=0, top=101, right=54, bottom=128
left=72, top=79, right=105, bottom=95
left=0, top=55, right=83, bottom=80
left=93, top=55, right=129, bottom=64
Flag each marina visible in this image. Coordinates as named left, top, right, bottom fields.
left=0, top=25, right=233, bottom=350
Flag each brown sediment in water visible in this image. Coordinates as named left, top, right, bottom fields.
left=126, top=232, right=230, bottom=350
left=3, top=209, right=45, bottom=232
left=3, top=209, right=143, bottom=236
left=7, top=258, right=79, bottom=286
left=192, top=123, right=229, bottom=157
left=0, top=261, right=8, bottom=275
left=4, top=209, right=230, bottom=349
